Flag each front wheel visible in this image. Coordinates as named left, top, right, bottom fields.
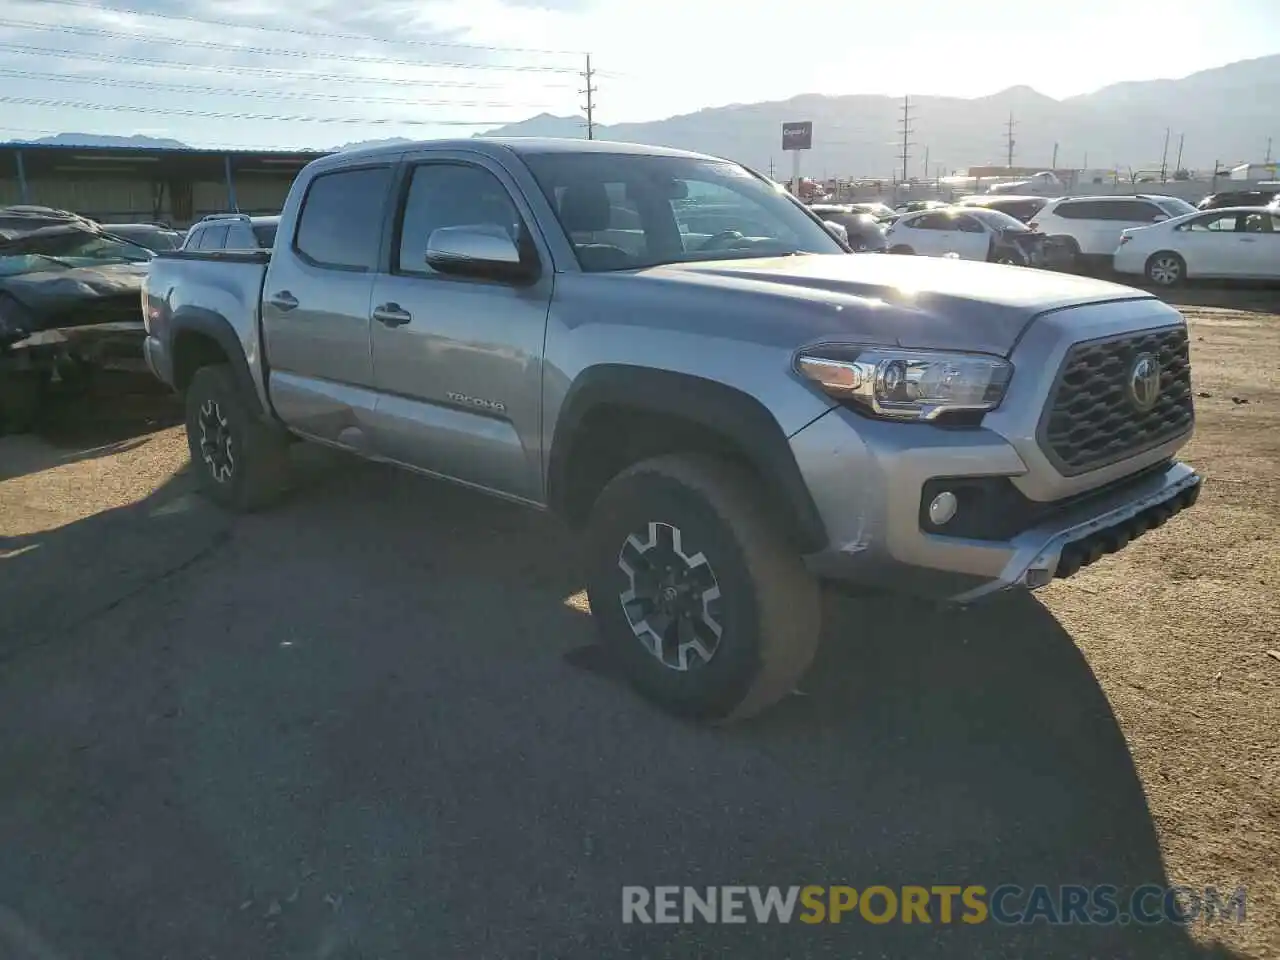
left=584, top=455, right=821, bottom=722
left=1145, top=251, right=1185, bottom=287
left=184, top=364, right=291, bottom=511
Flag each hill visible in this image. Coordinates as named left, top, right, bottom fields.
left=477, top=55, right=1280, bottom=176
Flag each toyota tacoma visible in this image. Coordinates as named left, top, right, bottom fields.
left=142, top=139, right=1200, bottom=721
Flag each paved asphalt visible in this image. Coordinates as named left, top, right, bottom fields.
left=0, top=415, right=1246, bottom=959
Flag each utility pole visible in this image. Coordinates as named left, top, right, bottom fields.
left=768, top=157, right=775, bottom=179
left=1175, top=133, right=1185, bottom=175
left=579, top=54, right=597, bottom=140
left=1266, top=137, right=1273, bottom=163
left=1004, top=111, right=1016, bottom=168
left=1160, top=127, right=1170, bottom=181
left=922, top=145, right=929, bottom=182
left=1051, top=142, right=1058, bottom=169
left=897, top=95, right=914, bottom=183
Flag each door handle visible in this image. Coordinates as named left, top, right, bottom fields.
left=1238, top=237, right=1257, bottom=243
left=267, top=290, right=299, bottom=311
left=372, top=303, right=412, bottom=327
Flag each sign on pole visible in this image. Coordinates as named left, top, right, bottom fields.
left=782, top=121, right=812, bottom=197
left=782, top=121, right=813, bottom=151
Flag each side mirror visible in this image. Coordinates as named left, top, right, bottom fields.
left=425, top=225, right=535, bottom=282
left=1152, top=214, right=1169, bottom=222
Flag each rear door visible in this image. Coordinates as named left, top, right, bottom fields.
left=895, top=212, right=947, bottom=255
left=260, top=162, right=395, bottom=446
left=951, top=214, right=991, bottom=260
left=365, top=151, right=554, bottom=502
left=1102, top=199, right=1167, bottom=255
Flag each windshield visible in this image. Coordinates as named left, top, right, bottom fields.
left=1154, top=197, right=1197, bottom=218
left=522, top=152, right=844, bottom=271
left=0, top=228, right=152, bottom=268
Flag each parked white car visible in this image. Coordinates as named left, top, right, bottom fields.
left=1028, top=195, right=1198, bottom=267
left=884, top=207, right=1031, bottom=262
left=1113, top=207, right=1280, bottom=285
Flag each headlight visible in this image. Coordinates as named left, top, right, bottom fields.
left=794, top=345, right=1013, bottom=421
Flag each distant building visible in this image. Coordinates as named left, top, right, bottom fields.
left=1228, top=162, right=1280, bottom=181
left=0, top=142, right=325, bottom=227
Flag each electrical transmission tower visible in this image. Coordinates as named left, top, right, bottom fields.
left=580, top=54, right=597, bottom=140
left=897, top=95, right=914, bottom=182
left=1004, top=111, right=1016, bottom=168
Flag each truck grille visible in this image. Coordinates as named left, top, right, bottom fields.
left=1039, top=325, right=1193, bottom=476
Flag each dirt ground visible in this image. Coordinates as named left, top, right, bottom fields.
left=0, top=284, right=1277, bottom=959
left=1041, top=290, right=1280, bottom=957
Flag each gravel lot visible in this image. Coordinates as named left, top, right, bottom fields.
left=0, top=286, right=1276, bottom=959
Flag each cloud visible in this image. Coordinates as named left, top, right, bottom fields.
left=0, top=0, right=583, bottom=147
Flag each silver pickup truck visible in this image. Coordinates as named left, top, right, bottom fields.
left=143, top=138, right=1200, bottom=721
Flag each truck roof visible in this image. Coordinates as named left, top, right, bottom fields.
left=325, top=137, right=724, bottom=166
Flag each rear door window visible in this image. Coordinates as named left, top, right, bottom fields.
left=1110, top=200, right=1164, bottom=221
left=294, top=166, right=394, bottom=271
left=910, top=213, right=953, bottom=230
left=1054, top=201, right=1105, bottom=220
left=201, top=225, right=229, bottom=249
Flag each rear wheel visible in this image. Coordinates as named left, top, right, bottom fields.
left=584, top=454, right=821, bottom=722
left=1051, top=236, right=1081, bottom=271
left=184, top=364, right=290, bottom=511
left=1145, top=251, right=1185, bottom=287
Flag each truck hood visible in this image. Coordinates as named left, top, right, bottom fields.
left=641, top=253, right=1156, bottom=356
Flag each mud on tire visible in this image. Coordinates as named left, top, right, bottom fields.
left=584, top=454, right=821, bottom=722
left=184, top=364, right=290, bottom=511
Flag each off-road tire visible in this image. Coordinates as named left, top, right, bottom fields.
left=184, top=364, right=290, bottom=511
left=584, top=454, right=821, bottom=723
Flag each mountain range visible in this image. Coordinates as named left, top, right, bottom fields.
left=25, top=55, right=1279, bottom=175
left=476, top=55, right=1280, bottom=176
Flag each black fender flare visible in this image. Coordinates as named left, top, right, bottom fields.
left=547, top=364, right=828, bottom=553
left=169, top=307, right=264, bottom=416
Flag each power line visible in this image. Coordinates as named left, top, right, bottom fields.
left=0, top=41, right=576, bottom=88
left=897, top=95, right=913, bottom=181
left=0, top=67, right=559, bottom=108
left=21, top=0, right=582, bottom=55
left=0, top=94, right=522, bottom=126
left=0, top=18, right=578, bottom=72
left=580, top=54, right=597, bottom=139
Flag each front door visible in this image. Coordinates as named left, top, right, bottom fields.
left=1237, top=211, right=1280, bottom=278
left=367, top=154, right=554, bottom=503
left=260, top=163, right=395, bottom=446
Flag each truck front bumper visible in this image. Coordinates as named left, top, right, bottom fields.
left=791, top=406, right=1201, bottom=604
left=143, top=334, right=174, bottom=387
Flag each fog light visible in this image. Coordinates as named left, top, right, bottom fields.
left=928, top=491, right=958, bottom=525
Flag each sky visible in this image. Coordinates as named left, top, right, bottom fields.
left=0, top=0, right=1277, bottom=150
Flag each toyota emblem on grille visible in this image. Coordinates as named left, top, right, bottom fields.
left=1128, top=353, right=1161, bottom=411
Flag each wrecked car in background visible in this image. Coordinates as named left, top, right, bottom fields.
left=0, top=205, right=153, bottom=432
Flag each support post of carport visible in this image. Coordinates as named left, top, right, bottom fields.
left=14, top=149, right=30, bottom=204
left=224, top=154, right=238, bottom=212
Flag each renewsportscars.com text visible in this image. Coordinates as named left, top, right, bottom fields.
left=622, top=885, right=1247, bottom=926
